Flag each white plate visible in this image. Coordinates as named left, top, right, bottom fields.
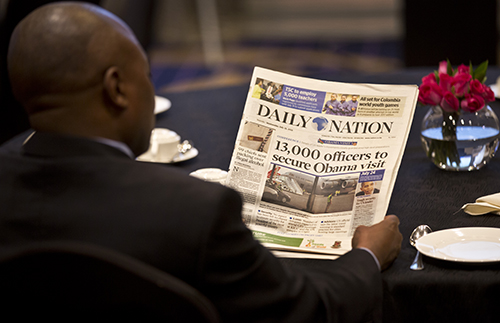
left=136, top=147, right=198, bottom=164
left=155, top=95, right=171, bottom=114
left=488, top=84, right=499, bottom=99
left=416, top=227, right=500, bottom=263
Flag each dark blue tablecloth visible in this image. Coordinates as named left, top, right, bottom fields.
left=154, top=85, right=247, bottom=174
left=7, top=67, right=498, bottom=322
left=156, top=67, right=500, bottom=322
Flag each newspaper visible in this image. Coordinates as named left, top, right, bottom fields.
left=226, top=67, right=418, bottom=257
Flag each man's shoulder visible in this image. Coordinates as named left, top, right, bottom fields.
left=0, top=131, right=240, bottom=205
left=120, top=161, right=241, bottom=206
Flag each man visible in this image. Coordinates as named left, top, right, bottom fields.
left=356, top=181, right=380, bottom=196
left=339, top=94, right=352, bottom=115
left=263, top=81, right=275, bottom=101
left=0, top=0, right=103, bottom=144
left=0, top=3, right=402, bottom=322
left=324, top=191, right=339, bottom=213
left=273, top=87, right=282, bottom=103
left=345, top=95, right=359, bottom=117
left=323, top=93, right=340, bottom=115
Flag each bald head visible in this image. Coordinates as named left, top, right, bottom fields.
left=7, top=2, right=155, bottom=156
left=9, top=2, right=136, bottom=107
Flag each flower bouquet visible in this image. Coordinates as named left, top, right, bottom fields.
left=418, top=60, right=497, bottom=170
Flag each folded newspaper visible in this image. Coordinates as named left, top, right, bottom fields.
left=226, top=67, right=418, bottom=257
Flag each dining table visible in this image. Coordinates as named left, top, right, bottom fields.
left=153, top=66, right=500, bottom=322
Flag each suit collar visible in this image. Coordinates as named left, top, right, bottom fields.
left=22, top=132, right=132, bottom=159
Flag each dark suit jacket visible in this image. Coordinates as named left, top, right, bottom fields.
left=0, top=131, right=382, bottom=322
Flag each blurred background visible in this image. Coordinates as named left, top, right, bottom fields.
left=136, top=0, right=405, bottom=94
left=0, top=0, right=498, bottom=141
left=96, top=0, right=499, bottom=94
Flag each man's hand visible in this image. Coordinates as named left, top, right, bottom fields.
left=351, top=215, right=402, bottom=271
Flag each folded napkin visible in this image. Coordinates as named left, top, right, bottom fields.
left=462, top=192, right=500, bottom=215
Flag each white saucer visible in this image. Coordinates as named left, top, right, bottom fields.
left=416, top=227, right=500, bottom=263
left=190, top=168, right=228, bottom=184
left=172, top=147, right=198, bottom=163
left=155, top=95, right=171, bottom=114
left=136, top=147, right=198, bottom=164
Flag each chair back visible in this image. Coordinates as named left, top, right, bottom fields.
left=0, top=242, right=220, bottom=322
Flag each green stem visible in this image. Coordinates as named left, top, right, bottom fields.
left=441, top=111, right=459, bottom=140
left=436, top=111, right=460, bottom=168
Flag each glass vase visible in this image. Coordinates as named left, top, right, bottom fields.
left=420, top=105, right=500, bottom=171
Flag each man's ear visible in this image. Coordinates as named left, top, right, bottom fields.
left=103, top=66, right=127, bottom=111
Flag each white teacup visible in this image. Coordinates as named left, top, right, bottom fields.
left=147, top=128, right=181, bottom=162
left=190, top=168, right=228, bottom=185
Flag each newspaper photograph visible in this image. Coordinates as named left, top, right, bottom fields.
left=226, top=67, right=419, bottom=256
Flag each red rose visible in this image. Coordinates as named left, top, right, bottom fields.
left=461, top=93, right=485, bottom=113
left=438, top=60, right=448, bottom=75
left=470, top=79, right=485, bottom=95
left=481, top=85, right=495, bottom=102
left=439, top=73, right=453, bottom=92
left=421, top=73, right=437, bottom=85
left=456, top=64, right=470, bottom=74
left=419, top=82, right=443, bottom=105
left=452, top=73, right=471, bottom=97
left=440, top=91, right=459, bottom=112
left=419, top=60, right=491, bottom=114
